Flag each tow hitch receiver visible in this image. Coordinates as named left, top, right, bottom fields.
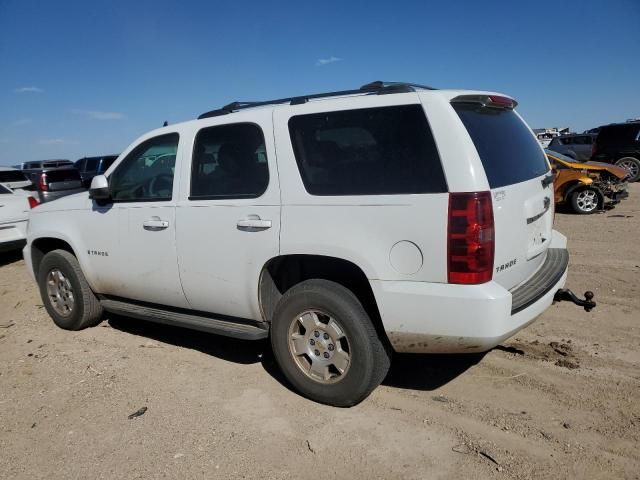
left=554, top=289, right=596, bottom=312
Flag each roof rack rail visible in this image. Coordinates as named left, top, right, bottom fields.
left=197, top=81, right=436, bottom=119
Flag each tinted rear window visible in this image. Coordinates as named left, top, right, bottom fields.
left=45, top=170, right=81, bottom=182
left=288, top=105, right=447, bottom=195
left=597, top=124, right=640, bottom=145
left=0, top=170, right=29, bottom=182
left=453, top=105, right=549, bottom=188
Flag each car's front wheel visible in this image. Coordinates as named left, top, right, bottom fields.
left=615, top=157, right=640, bottom=182
left=570, top=188, right=600, bottom=214
left=270, top=279, right=390, bottom=407
left=37, top=249, right=103, bottom=330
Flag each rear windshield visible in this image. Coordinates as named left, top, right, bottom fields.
left=0, top=170, right=29, bottom=182
left=454, top=105, right=549, bottom=188
left=45, top=170, right=81, bottom=183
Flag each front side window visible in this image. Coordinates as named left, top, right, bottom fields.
left=190, top=123, right=268, bottom=199
left=109, top=133, right=179, bottom=202
left=288, top=105, right=447, bottom=196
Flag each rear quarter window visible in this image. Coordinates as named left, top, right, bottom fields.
left=453, top=105, right=549, bottom=188
left=288, top=105, right=447, bottom=195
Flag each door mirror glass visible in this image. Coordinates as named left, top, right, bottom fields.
left=89, top=175, right=111, bottom=200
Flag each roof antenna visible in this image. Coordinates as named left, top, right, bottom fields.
left=162, top=121, right=168, bottom=127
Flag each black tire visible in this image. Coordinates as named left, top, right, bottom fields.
left=270, top=279, right=390, bottom=407
left=615, top=157, right=640, bottom=182
left=37, top=249, right=103, bottom=330
left=569, top=187, right=600, bottom=214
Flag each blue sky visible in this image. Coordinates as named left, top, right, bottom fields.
left=1, top=0, right=639, bottom=164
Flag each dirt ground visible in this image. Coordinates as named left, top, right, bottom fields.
left=1, top=185, right=639, bottom=480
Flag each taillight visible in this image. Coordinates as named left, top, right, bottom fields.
left=28, top=196, right=39, bottom=209
left=38, top=173, right=48, bottom=192
left=447, top=192, right=495, bottom=285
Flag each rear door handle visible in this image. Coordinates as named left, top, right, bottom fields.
left=237, top=215, right=272, bottom=232
left=143, top=217, right=169, bottom=230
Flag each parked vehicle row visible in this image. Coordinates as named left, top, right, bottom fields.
left=548, top=121, right=640, bottom=182
left=22, top=81, right=596, bottom=406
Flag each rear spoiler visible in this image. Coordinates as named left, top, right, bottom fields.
left=451, top=94, right=518, bottom=110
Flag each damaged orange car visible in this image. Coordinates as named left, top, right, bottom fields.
left=546, top=149, right=629, bottom=214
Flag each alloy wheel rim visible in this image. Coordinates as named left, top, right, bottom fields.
left=46, top=269, right=75, bottom=316
left=287, top=310, right=351, bottom=384
left=619, top=160, right=639, bottom=179
left=576, top=190, right=598, bottom=212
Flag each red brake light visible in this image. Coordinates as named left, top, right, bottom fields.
left=447, top=192, right=495, bottom=285
left=28, top=196, right=39, bottom=209
left=487, top=95, right=515, bottom=108
left=38, top=173, right=48, bottom=192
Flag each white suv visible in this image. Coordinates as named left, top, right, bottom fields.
left=24, top=82, right=593, bottom=406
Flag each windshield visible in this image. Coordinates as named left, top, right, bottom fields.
left=454, top=105, right=549, bottom=188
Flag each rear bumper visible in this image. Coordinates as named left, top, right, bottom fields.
left=373, top=234, right=569, bottom=353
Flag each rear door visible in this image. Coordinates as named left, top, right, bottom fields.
left=452, top=100, right=553, bottom=290
left=175, top=111, right=280, bottom=321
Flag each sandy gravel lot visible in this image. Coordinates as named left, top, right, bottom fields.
left=1, top=185, right=639, bottom=479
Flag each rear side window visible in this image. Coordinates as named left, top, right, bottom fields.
left=288, top=105, right=447, bottom=195
left=85, top=158, right=99, bottom=170
left=453, top=105, right=549, bottom=188
left=190, top=123, right=268, bottom=199
left=0, top=170, right=29, bottom=182
left=100, top=156, right=117, bottom=173
left=0, top=184, right=12, bottom=194
left=46, top=169, right=82, bottom=182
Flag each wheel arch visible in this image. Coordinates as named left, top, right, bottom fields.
left=258, top=254, right=389, bottom=346
left=31, top=236, right=78, bottom=278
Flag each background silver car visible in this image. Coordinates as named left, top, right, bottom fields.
left=547, top=133, right=596, bottom=162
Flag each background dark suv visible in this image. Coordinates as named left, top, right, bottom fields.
left=592, top=122, right=640, bottom=182
left=74, top=155, right=118, bottom=187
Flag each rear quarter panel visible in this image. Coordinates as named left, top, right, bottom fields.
left=273, top=93, right=450, bottom=282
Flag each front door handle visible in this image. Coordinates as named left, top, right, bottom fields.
left=143, top=217, right=169, bottom=231
left=237, top=215, right=272, bottom=232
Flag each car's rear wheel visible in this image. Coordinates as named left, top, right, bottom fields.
left=37, top=249, right=103, bottom=330
left=270, top=279, right=390, bottom=407
left=615, top=157, right=640, bottom=182
left=570, top=188, right=600, bottom=214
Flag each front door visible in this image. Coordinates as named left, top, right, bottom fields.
left=175, top=112, right=280, bottom=321
left=87, top=132, right=189, bottom=308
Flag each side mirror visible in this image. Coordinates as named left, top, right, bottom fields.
left=89, top=175, right=111, bottom=201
